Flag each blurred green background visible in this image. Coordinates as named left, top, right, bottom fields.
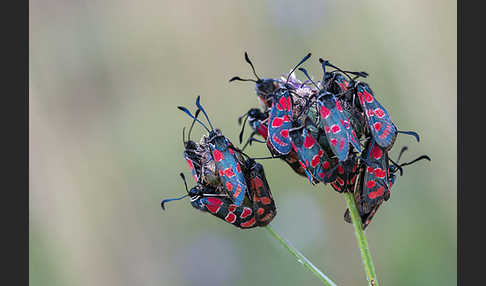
left=30, top=1, right=456, bottom=285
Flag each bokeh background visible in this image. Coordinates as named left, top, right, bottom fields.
left=30, top=1, right=456, bottom=285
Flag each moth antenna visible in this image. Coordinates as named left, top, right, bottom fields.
left=187, top=109, right=201, bottom=141
left=238, top=111, right=249, bottom=125
left=229, top=76, right=258, bottom=83
left=238, top=114, right=249, bottom=144
left=178, top=106, right=210, bottom=132
left=397, top=130, right=420, bottom=142
left=182, top=127, right=186, bottom=144
left=180, top=173, right=190, bottom=193
left=286, top=53, right=312, bottom=85
left=319, top=58, right=330, bottom=83
left=244, top=52, right=261, bottom=81
left=161, top=173, right=190, bottom=211
left=320, top=59, right=368, bottom=81
left=396, top=146, right=409, bottom=163
left=298, top=67, right=320, bottom=89
left=399, top=155, right=431, bottom=167
left=195, top=96, right=214, bottom=131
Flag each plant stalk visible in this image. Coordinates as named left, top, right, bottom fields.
left=343, top=192, right=379, bottom=286
left=265, top=225, right=338, bottom=286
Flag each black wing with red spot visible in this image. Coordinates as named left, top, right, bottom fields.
left=356, top=83, right=397, bottom=150
left=330, top=155, right=360, bottom=193
left=361, top=140, right=390, bottom=207
left=267, top=89, right=292, bottom=155
left=290, top=127, right=337, bottom=184
left=317, top=93, right=351, bottom=161
left=247, top=160, right=276, bottom=227
left=209, top=136, right=247, bottom=206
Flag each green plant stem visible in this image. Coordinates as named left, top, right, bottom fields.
left=343, top=192, right=379, bottom=286
left=265, top=225, right=337, bottom=286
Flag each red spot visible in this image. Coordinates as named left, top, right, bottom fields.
left=336, top=101, right=343, bottom=112
left=367, top=166, right=374, bottom=173
left=374, top=122, right=382, bottom=132
left=357, top=92, right=365, bottom=104
left=241, top=207, right=252, bottom=218
left=233, top=184, right=242, bottom=199
left=225, top=212, right=236, bottom=223
left=331, top=124, right=341, bottom=134
left=224, top=167, right=236, bottom=178
left=278, top=96, right=291, bottom=111
left=186, top=159, right=194, bottom=170
left=282, top=115, right=291, bottom=122
left=219, top=170, right=224, bottom=177
left=304, top=134, right=315, bottom=149
left=236, top=163, right=241, bottom=173
left=318, top=149, right=324, bottom=156
left=332, top=182, right=341, bottom=191
left=252, top=177, right=264, bottom=191
left=206, top=198, right=222, bottom=213
left=299, top=160, right=306, bottom=169
left=228, top=204, right=236, bottom=212
left=241, top=217, right=256, bottom=228
left=369, top=186, right=385, bottom=199
left=310, top=155, right=321, bottom=168
left=280, top=129, right=289, bottom=138
left=257, top=208, right=265, bottom=215
left=367, top=109, right=374, bottom=117
left=257, top=125, right=268, bottom=138
left=379, top=125, right=392, bottom=139
left=292, top=142, right=298, bottom=152
left=228, top=147, right=235, bottom=155
left=371, top=145, right=383, bottom=159
left=325, top=125, right=331, bottom=133
left=272, top=117, right=284, bottom=128
left=337, top=165, right=344, bottom=174
left=320, top=106, right=330, bottom=119
left=337, top=177, right=345, bottom=186
left=351, top=174, right=357, bottom=184
left=225, top=182, right=233, bottom=192
left=364, top=90, right=374, bottom=103
left=338, top=81, right=348, bottom=91
left=339, top=137, right=346, bottom=151
left=272, top=134, right=288, bottom=147
left=260, top=197, right=271, bottom=205
left=374, top=168, right=386, bottom=179
left=322, top=161, right=330, bottom=169
left=213, top=149, right=224, bottom=162
left=367, top=180, right=376, bottom=189
left=374, top=108, right=385, bottom=118
left=330, top=138, right=338, bottom=147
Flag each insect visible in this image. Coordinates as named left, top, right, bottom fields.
left=178, top=96, right=248, bottom=206
left=344, top=142, right=431, bottom=229
left=162, top=158, right=277, bottom=229
left=266, top=53, right=312, bottom=155
left=229, top=52, right=281, bottom=109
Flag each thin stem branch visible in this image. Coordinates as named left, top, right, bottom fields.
left=343, top=192, right=379, bottom=286
left=264, top=225, right=338, bottom=286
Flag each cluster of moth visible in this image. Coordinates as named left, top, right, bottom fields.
left=162, top=52, right=430, bottom=230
